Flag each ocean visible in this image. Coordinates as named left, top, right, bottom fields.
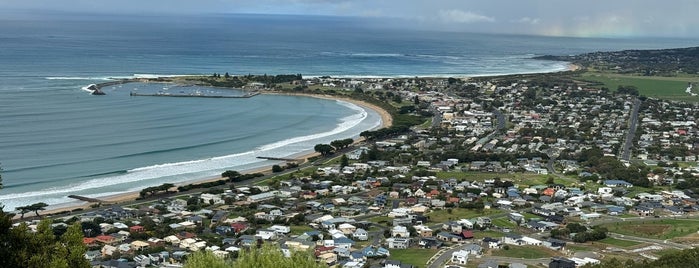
left=0, top=13, right=697, bottom=210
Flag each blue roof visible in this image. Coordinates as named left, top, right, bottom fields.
left=334, top=237, right=356, bottom=245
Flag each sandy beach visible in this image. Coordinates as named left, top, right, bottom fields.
left=24, top=93, right=393, bottom=220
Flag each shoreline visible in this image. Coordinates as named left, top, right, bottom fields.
left=22, top=93, right=393, bottom=220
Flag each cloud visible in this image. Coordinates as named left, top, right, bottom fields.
left=516, top=17, right=540, bottom=25
left=438, top=9, right=494, bottom=23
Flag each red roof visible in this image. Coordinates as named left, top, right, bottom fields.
left=95, top=235, right=116, bottom=243
left=462, top=230, right=474, bottom=239
left=83, top=237, right=96, bottom=245
left=129, top=225, right=145, bottom=232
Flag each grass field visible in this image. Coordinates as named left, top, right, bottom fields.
left=426, top=208, right=501, bottom=223
left=473, top=230, right=505, bottom=239
left=389, top=248, right=438, bottom=267
left=492, top=245, right=559, bottom=259
left=581, top=72, right=699, bottom=101
left=599, top=237, right=643, bottom=247
left=289, top=225, right=315, bottom=235
left=434, top=171, right=578, bottom=186
left=601, top=219, right=699, bottom=239
left=491, top=218, right=517, bottom=228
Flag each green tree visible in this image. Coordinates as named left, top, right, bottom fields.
left=222, top=170, right=241, bottom=179
left=340, top=155, right=349, bottom=168
left=0, top=210, right=89, bottom=268
left=28, top=202, right=48, bottom=217
left=15, top=205, right=31, bottom=219
left=313, top=144, right=334, bottom=156
left=272, top=165, right=284, bottom=173
left=183, top=250, right=231, bottom=268
left=184, top=243, right=325, bottom=268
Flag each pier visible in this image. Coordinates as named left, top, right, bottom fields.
left=256, top=156, right=299, bottom=162
left=68, top=195, right=108, bottom=203
left=129, top=91, right=260, bottom=98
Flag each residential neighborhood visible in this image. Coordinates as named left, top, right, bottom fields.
left=13, top=71, right=699, bottom=268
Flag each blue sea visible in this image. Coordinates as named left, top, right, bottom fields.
left=0, top=13, right=697, bottom=210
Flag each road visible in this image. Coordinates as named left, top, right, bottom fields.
left=621, top=98, right=641, bottom=161
left=492, top=109, right=506, bottom=131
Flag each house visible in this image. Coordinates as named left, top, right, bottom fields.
left=318, top=252, right=338, bottom=266
left=255, top=229, right=277, bottom=240
left=549, top=257, right=576, bottom=268
left=414, top=225, right=433, bottom=237
left=604, top=180, right=633, bottom=188
left=95, top=234, right=118, bottom=245
left=384, top=260, right=414, bottom=268
left=269, top=225, right=291, bottom=235
left=461, top=243, right=483, bottom=256
left=419, top=237, right=444, bottom=249
left=437, top=231, right=463, bottom=242
left=339, top=223, right=357, bottom=235
left=386, top=237, right=411, bottom=249
left=451, top=250, right=469, bottom=265
left=333, top=237, right=355, bottom=249
left=503, top=234, right=524, bottom=246
left=544, top=238, right=567, bottom=250
left=482, top=237, right=502, bottom=249
left=392, top=225, right=411, bottom=238
left=353, top=228, right=369, bottom=241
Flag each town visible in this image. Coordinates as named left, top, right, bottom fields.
left=5, top=49, right=699, bottom=268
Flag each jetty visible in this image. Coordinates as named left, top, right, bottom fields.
left=68, top=195, right=109, bottom=203
left=256, top=156, right=299, bottom=162
left=129, top=91, right=260, bottom=98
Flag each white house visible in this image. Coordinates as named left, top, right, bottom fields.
left=392, top=225, right=410, bottom=238
left=451, top=250, right=469, bottom=265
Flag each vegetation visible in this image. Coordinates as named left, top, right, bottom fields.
left=600, top=219, right=699, bottom=239
left=598, top=237, right=643, bottom=248
left=183, top=243, right=324, bottom=268
left=585, top=247, right=699, bottom=268
left=389, top=248, right=438, bottom=267
left=313, top=144, right=335, bottom=156
left=139, top=183, right=175, bottom=198
left=0, top=208, right=89, bottom=268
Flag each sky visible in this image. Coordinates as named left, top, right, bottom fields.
left=3, top=0, right=699, bottom=38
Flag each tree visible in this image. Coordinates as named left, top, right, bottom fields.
left=314, top=144, right=334, bottom=156
left=340, top=155, right=349, bottom=168
left=182, top=250, right=231, bottom=268
left=184, top=243, right=325, bottom=268
left=272, top=165, right=284, bottom=173
left=222, top=170, right=241, bottom=179
left=15, top=205, right=31, bottom=219
left=0, top=208, right=89, bottom=268
left=29, top=202, right=48, bottom=217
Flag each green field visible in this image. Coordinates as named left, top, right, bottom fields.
left=601, top=219, right=699, bottom=239
left=289, top=225, right=315, bottom=235
left=581, top=72, right=699, bottom=101
left=389, top=248, right=438, bottom=267
left=599, top=237, right=643, bottom=247
left=434, top=171, right=577, bottom=186
left=426, top=208, right=501, bottom=223
left=492, top=245, right=558, bottom=259
left=491, top=218, right=517, bottom=228
left=472, top=230, right=504, bottom=239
